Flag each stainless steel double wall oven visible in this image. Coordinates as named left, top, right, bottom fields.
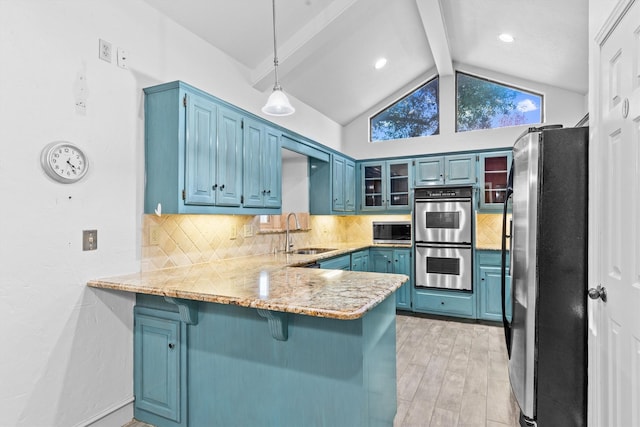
left=413, top=186, right=473, bottom=291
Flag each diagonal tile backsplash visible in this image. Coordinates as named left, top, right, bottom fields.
left=141, top=213, right=410, bottom=272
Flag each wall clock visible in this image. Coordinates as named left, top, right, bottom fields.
left=40, top=141, right=89, bottom=183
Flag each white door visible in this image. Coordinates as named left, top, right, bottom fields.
left=591, top=1, right=640, bottom=426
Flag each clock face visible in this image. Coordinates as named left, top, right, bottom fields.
left=41, top=142, right=89, bottom=183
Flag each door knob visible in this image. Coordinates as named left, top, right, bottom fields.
left=588, top=285, right=607, bottom=302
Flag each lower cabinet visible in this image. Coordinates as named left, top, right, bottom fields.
left=318, top=254, right=351, bottom=270
left=412, top=288, right=476, bottom=318
left=350, top=249, right=369, bottom=272
left=370, top=248, right=412, bottom=310
left=134, top=306, right=187, bottom=427
left=476, top=250, right=512, bottom=322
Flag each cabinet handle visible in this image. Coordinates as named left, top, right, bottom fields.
left=219, top=184, right=225, bottom=190
left=168, top=343, right=175, bottom=349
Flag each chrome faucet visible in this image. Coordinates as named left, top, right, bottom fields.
left=284, top=212, right=301, bottom=252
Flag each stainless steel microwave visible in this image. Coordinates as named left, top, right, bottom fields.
left=372, top=221, right=412, bottom=245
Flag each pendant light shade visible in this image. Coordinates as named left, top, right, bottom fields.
left=262, top=87, right=295, bottom=116
left=262, top=0, right=295, bottom=116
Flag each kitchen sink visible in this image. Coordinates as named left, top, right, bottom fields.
left=291, top=247, right=337, bottom=255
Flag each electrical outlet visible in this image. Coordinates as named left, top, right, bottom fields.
left=116, top=48, right=127, bottom=69
left=230, top=225, right=237, bottom=240
left=99, top=39, right=112, bottom=63
left=243, top=224, right=253, bottom=238
left=149, top=225, right=160, bottom=245
left=83, top=230, right=98, bottom=251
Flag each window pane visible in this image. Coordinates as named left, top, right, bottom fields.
left=370, top=77, right=439, bottom=142
left=456, top=72, right=542, bottom=132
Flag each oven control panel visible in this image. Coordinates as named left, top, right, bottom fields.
left=415, top=186, right=473, bottom=199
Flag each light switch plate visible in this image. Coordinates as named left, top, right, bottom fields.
left=83, top=229, right=98, bottom=251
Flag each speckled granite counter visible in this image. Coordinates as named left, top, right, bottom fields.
left=87, top=243, right=409, bottom=320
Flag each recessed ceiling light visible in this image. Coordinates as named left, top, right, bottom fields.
left=498, top=33, right=515, bottom=43
left=374, top=58, right=387, bottom=70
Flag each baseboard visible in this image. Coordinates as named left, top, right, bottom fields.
left=74, top=396, right=134, bottom=427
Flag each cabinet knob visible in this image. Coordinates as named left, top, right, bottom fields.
left=168, top=343, right=175, bottom=349
left=267, top=190, right=271, bottom=194
left=219, top=184, right=225, bottom=190
left=212, top=184, right=218, bottom=190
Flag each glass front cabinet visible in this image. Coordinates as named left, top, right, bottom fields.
left=360, top=160, right=412, bottom=212
left=478, top=151, right=512, bottom=210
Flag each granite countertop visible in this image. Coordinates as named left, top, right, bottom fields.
left=87, top=243, right=409, bottom=320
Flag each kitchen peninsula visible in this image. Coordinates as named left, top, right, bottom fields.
left=88, top=246, right=408, bottom=427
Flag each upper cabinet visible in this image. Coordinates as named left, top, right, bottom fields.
left=309, top=153, right=356, bottom=215
left=360, top=160, right=412, bottom=212
left=477, top=151, right=512, bottom=210
left=332, top=155, right=356, bottom=212
left=242, top=119, right=282, bottom=209
left=414, top=154, right=476, bottom=187
left=143, top=81, right=281, bottom=215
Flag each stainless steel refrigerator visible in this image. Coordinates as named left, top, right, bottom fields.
left=500, top=125, right=588, bottom=427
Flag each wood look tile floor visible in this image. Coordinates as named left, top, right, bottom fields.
left=124, top=314, right=519, bottom=427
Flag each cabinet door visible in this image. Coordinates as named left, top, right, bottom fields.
left=414, top=157, right=444, bottom=186
left=319, top=254, right=351, bottom=270
left=134, top=310, right=182, bottom=422
left=344, top=159, right=356, bottom=212
left=263, top=127, right=282, bottom=208
left=444, top=154, right=476, bottom=185
left=387, top=161, right=411, bottom=210
left=393, top=249, right=412, bottom=310
left=478, top=266, right=512, bottom=322
left=478, top=151, right=512, bottom=210
left=332, top=156, right=346, bottom=211
left=242, top=119, right=264, bottom=207
left=216, top=107, right=243, bottom=206
left=369, top=249, right=393, bottom=273
left=351, top=250, right=369, bottom=271
left=185, top=93, right=217, bottom=205
left=361, top=162, right=385, bottom=211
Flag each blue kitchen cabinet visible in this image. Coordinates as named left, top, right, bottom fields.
left=370, top=248, right=412, bottom=310
left=242, top=118, right=282, bottom=208
left=332, top=155, right=356, bottom=213
left=412, top=288, right=476, bottom=318
left=477, top=151, right=512, bottom=210
left=350, top=249, right=369, bottom=272
left=309, top=153, right=355, bottom=215
left=414, top=154, right=476, bottom=187
left=360, top=160, right=412, bottom=213
left=215, top=106, right=244, bottom=206
left=144, top=81, right=254, bottom=214
left=476, top=250, right=512, bottom=322
left=134, top=306, right=187, bottom=427
left=319, top=254, right=351, bottom=270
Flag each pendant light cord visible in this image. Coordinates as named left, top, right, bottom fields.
left=271, top=0, right=281, bottom=91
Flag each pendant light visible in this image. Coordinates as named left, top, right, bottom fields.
left=262, top=0, right=295, bottom=116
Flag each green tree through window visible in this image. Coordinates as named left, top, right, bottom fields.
left=456, top=72, right=542, bottom=132
left=370, top=77, right=439, bottom=142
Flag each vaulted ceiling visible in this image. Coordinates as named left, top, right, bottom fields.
left=143, top=0, right=588, bottom=125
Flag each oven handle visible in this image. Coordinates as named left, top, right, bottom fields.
left=414, top=197, right=472, bottom=203
left=415, top=242, right=471, bottom=249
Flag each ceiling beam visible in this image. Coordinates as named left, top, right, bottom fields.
left=416, top=0, right=453, bottom=76
left=250, top=0, right=360, bottom=91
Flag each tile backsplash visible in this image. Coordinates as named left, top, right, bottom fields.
left=141, top=214, right=411, bottom=271
left=141, top=213, right=509, bottom=270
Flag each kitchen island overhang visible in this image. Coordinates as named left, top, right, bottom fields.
left=88, top=252, right=408, bottom=427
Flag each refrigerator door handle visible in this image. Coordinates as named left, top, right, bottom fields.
left=501, top=162, right=514, bottom=358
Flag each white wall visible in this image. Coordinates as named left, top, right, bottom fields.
left=0, top=1, right=339, bottom=426
left=342, top=63, right=588, bottom=159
